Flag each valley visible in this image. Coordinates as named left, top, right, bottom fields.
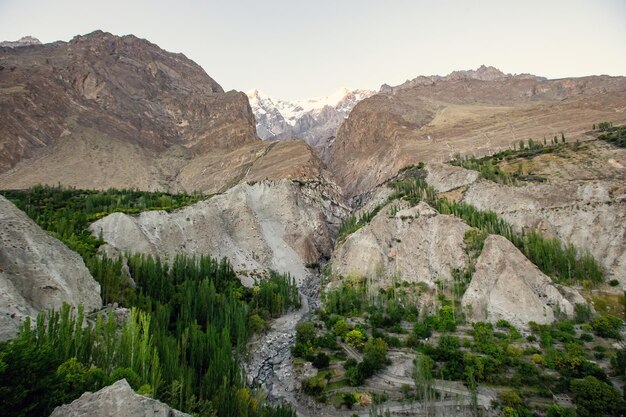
left=0, top=31, right=625, bottom=417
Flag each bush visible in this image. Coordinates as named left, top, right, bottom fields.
left=574, top=304, right=593, bottom=324
left=296, top=322, right=317, bottom=345
left=341, top=392, right=357, bottom=409
left=312, top=353, right=330, bottom=369
left=609, top=279, right=620, bottom=287
left=344, top=330, right=366, bottom=349
left=547, top=404, right=577, bottom=417
left=570, top=376, right=623, bottom=417
left=110, top=367, right=141, bottom=390
left=591, top=314, right=623, bottom=339
left=302, top=375, right=326, bottom=396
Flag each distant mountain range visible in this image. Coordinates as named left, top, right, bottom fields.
left=247, top=88, right=374, bottom=151
left=380, top=64, right=545, bottom=93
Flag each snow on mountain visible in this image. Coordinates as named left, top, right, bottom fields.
left=246, top=88, right=375, bottom=150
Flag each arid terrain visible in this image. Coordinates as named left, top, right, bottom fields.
left=1, top=32, right=625, bottom=417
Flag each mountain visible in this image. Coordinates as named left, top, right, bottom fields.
left=247, top=88, right=374, bottom=155
left=0, top=30, right=322, bottom=193
left=1, top=32, right=625, bottom=417
left=0, top=36, right=41, bottom=48
left=328, top=66, right=626, bottom=198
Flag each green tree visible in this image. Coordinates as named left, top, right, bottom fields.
left=344, top=329, right=366, bottom=349
left=570, top=376, right=623, bottom=417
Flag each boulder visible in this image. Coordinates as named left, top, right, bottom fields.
left=49, top=379, right=190, bottom=417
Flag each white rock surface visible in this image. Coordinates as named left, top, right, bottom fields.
left=0, top=195, right=101, bottom=340
left=463, top=179, right=626, bottom=284
left=426, top=163, right=480, bottom=192
left=331, top=201, right=470, bottom=286
left=49, top=379, right=190, bottom=417
left=462, top=235, right=581, bottom=329
left=90, top=179, right=349, bottom=285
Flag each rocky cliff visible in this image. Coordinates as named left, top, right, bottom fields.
left=90, top=179, right=349, bottom=285
left=462, top=235, right=584, bottom=329
left=328, top=67, right=626, bottom=197
left=331, top=201, right=470, bottom=287
left=0, top=195, right=101, bottom=340
left=0, top=31, right=321, bottom=193
left=49, top=379, right=190, bottom=417
left=0, top=36, right=41, bottom=48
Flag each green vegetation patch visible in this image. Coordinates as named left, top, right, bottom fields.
left=0, top=254, right=300, bottom=417
left=597, top=123, right=626, bottom=148
left=1, top=185, right=205, bottom=258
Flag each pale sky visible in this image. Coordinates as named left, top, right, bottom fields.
left=1, top=0, right=625, bottom=100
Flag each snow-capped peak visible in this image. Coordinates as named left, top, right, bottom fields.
left=246, top=87, right=375, bottom=146
left=247, top=87, right=375, bottom=128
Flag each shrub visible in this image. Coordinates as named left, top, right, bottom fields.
left=591, top=314, right=623, bottom=339
left=344, top=330, right=366, bottom=349
left=570, top=376, right=623, bottom=416
left=312, top=353, right=330, bottom=369
left=547, top=404, right=577, bottom=417
left=302, top=375, right=326, bottom=396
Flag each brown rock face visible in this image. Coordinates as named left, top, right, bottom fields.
left=0, top=31, right=321, bottom=193
left=327, top=70, right=626, bottom=197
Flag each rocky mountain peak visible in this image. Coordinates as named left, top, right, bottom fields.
left=0, top=35, right=41, bottom=48
left=0, top=30, right=291, bottom=192
left=246, top=87, right=374, bottom=156
left=380, top=65, right=548, bottom=93
left=447, top=64, right=507, bottom=81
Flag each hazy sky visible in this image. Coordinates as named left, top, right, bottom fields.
left=1, top=0, right=625, bottom=100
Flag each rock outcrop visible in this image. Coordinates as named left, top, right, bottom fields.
left=0, top=195, right=101, bottom=340
left=331, top=201, right=470, bottom=286
left=462, top=235, right=583, bottom=329
left=327, top=67, right=626, bottom=197
left=0, top=36, right=41, bottom=48
left=462, top=179, right=626, bottom=285
left=0, top=31, right=322, bottom=193
left=90, top=179, right=349, bottom=285
left=49, top=379, right=190, bottom=417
